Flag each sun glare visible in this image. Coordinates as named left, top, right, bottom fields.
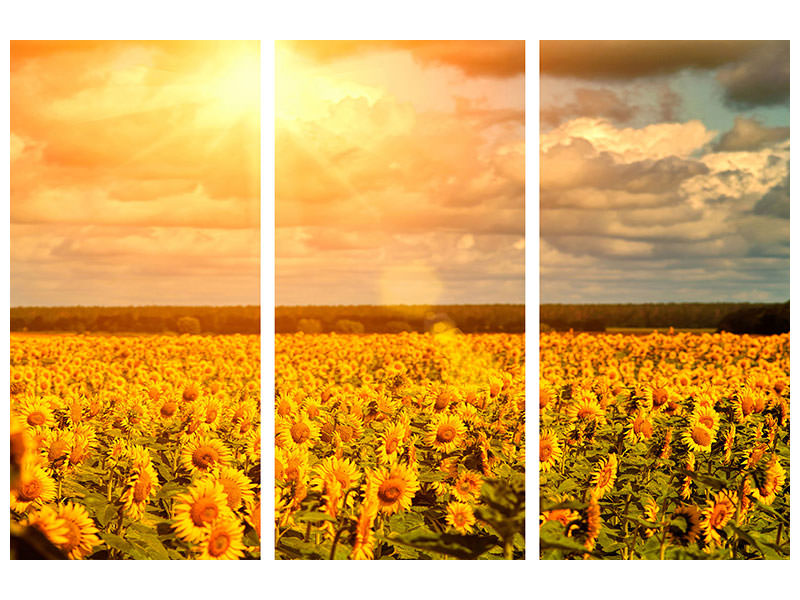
left=196, top=44, right=260, bottom=127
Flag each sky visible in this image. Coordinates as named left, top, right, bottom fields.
left=275, top=40, right=525, bottom=306
left=10, top=40, right=260, bottom=306
left=540, top=40, right=790, bottom=304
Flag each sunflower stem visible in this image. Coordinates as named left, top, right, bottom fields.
left=329, top=524, right=348, bottom=560
left=657, top=496, right=671, bottom=560
left=731, top=475, right=746, bottom=560
left=503, top=537, right=513, bottom=560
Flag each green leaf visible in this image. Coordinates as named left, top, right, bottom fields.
left=126, top=529, right=170, bottom=560
left=418, top=470, right=445, bottom=482
left=99, top=532, right=136, bottom=557
left=293, top=511, right=337, bottom=523
left=97, top=504, right=119, bottom=528
left=379, top=530, right=501, bottom=560
left=155, top=480, right=183, bottom=500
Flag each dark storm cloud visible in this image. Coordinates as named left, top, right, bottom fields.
left=717, top=41, right=790, bottom=108
left=541, top=40, right=789, bottom=108
left=753, top=177, right=790, bottom=219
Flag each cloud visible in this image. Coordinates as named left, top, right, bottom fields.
left=715, top=116, right=790, bottom=152
left=10, top=41, right=259, bottom=305
left=276, top=95, right=523, bottom=235
left=11, top=223, right=259, bottom=305
left=540, top=117, right=789, bottom=302
left=716, top=41, right=790, bottom=108
left=541, top=118, right=715, bottom=160
left=281, top=40, right=524, bottom=78
left=541, top=88, right=637, bottom=127
left=540, top=40, right=789, bottom=108
left=753, top=177, right=790, bottom=219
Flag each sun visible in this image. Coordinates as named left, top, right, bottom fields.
left=197, top=42, right=260, bottom=127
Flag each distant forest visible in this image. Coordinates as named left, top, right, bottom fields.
left=275, top=304, right=525, bottom=334
left=10, top=306, right=260, bottom=334
left=541, top=302, right=789, bottom=334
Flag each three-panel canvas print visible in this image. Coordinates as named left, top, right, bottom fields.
left=8, top=39, right=789, bottom=561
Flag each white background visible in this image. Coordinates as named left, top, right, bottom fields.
left=2, top=1, right=796, bottom=598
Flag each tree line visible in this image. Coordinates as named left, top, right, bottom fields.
left=10, top=306, right=260, bottom=334
left=540, top=302, right=789, bottom=334
left=275, top=304, right=525, bottom=334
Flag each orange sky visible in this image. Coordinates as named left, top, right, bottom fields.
left=10, top=40, right=260, bottom=306
left=276, top=40, right=525, bottom=306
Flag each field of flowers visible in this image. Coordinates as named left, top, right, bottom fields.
left=540, top=330, right=789, bottom=559
left=275, top=331, right=525, bottom=559
left=10, top=333, right=261, bottom=560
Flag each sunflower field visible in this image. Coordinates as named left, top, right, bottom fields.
left=10, top=333, right=261, bottom=560
left=540, top=330, right=789, bottom=560
left=275, top=331, right=525, bottom=559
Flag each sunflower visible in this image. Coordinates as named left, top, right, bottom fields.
left=24, top=505, right=69, bottom=549
left=700, top=491, right=735, bottom=547
left=644, top=380, right=673, bottom=412
left=14, top=396, right=55, bottom=429
left=313, top=455, right=361, bottom=495
left=691, top=404, right=721, bottom=436
left=377, top=421, right=406, bottom=464
left=566, top=390, right=605, bottom=425
left=275, top=446, right=309, bottom=485
left=625, top=411, right=653, bottom=444
left=198, top=397, right=222, bottom=430
left=643, top=497, right=660, bottom=538
left=55, top=502, right=101, bottom=559
left=11, top=464, right=57, bottom=512
left=334, top=413, right=363, bottom=445
left=540, top=379, right=558, bottom=412
left=229, top=400, right=257, bottom=437
left=173, top=479, right=234, bottom=543
left=40, top=428, right=75, bottom=471
left=120, top=459, right=160, bottom=520
left=743, top=441, right=769, bottom=469
left=667, top=505, right=701, bottom=547
left=427, top=384, right=458, bottom=413
left=276, top=414, right=320, bottom=451
left=194, top=516, right=246, bottom=560
left=68, top=429, right=95, bottom=468
left=566, top=492, right=601, bottom=552
left=212, top=466, right=256, bottom=512
left=246, top=498, right=261, bottom=539
left=446, top=501, right=476, bottom=534
left=591, top=454, right=617, bottom=498
left=731, top=387, right=760, bottom=422
left=539, top=429, right=562, bottom=472
left=180, top=436, right=232, bottom=475
left=751, top=455, right=786, bottom=505
left=722, top=425, right=736, bottom=464
left=425, top=413, right=466, bottom=453
left=540, top=499, right=579, bottom=528
left=680, top=453, right=696, bottom=500
left=682, top=422, right=714, bottom=453
left=246, top=425, right=261, bottom=464
left=366, top=463, right=419, bottom=516
left=452, top=470, right=483, bottom=502
left=350, top=495, right=379, bottom=560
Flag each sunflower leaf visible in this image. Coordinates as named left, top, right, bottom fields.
left=294, top=510, right=337, bottom=523
left=379, top=530, right=500, bottom=560
left=99, top=532, right=136, bottom=557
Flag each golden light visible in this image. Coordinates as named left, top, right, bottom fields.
left=379, top=263, right=444, bottom=305
left=196, top=42, right=260, bottom=127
